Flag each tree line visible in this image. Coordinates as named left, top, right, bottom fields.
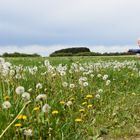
left=1, top=52, right=41, bottom=57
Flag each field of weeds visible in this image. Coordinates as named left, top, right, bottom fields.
left=1, top=56, right=140, bottom=140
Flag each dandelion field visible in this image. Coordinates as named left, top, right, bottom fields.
left=1, top=56, right=140, bottom=139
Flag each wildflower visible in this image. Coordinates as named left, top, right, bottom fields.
left=2, top=101, right=11, bottom=109
left=18, top=115, right=27, bottom=120
left=75, top=118, right=82, bottom=122
left=36, top=94, right=47, bottom=101
left=42, top=104, right=51, bottom=113
left=16, top=86, right=25, bottom=95
left=52, top=110, right=59, bottom=115
left=69, top=84, right=75, bottom=89
left=82, top=102, right=87, bottom=105
left=102, top=74, right=108, bottom=80
left=4, top=95, right=10, bottom=100
left=106, top=80, right=111, bottom=86
left=23, top=129, right=33, bottom=136
left=98, top=89, right=103, bottom=93
left=97, top=74, right=102, bottom=78
left=36, top=83, right=43, bottom=89
left=95, top=94, right=100, bottom=99
left=62, top=82, right=68, bottom=87
left=22, top=115, right=27, bottom=120
left=15, top=123, right=22, bottom=127
left=87, top=104, right=93, bottom=108
left=83, top=82, right=88, bottom=87
left=22, top=92, right=30, bottom=101
left=17, top=115, right=23, bottom=119
left=66, top=101, right=73, bottom=107
left=86, top=94, right=93, bottom=99
left=60, top=101, right=65, bottom=105
left=79, top=109, right=85, bottom=113
left=33, top=106, right=40, bottom=111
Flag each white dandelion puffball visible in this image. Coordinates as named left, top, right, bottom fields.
left=22, top=92, right=30, bottom=101
left=98, top=89, right=103, bottom=93
left=24, top=129, right=33, bottom=136
left=66, top=101, right=73, bottom=107
left=83, top=82, right=88, bottom=87
left=69, top=84, right=75, bottom=89
left=36, top=83, right=43, bottom=89
left=102, top=74, right=108, bottom=80
left=16, top=86, right=25, bottom=95
left=2, top=101, right=11, bottom=109
left=42, top=104, right=51, bottom=113
left=106, top=80, right=111, bottom=86
left=36, top=94, right=47, bottom=101
left=62, top=82, right=68, bottom=87
left=95, top=94, right=101, bottom=99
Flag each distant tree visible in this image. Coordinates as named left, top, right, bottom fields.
left=50, top=47, right=90, bottom=57
left=2, top=52, right=41, bottom=57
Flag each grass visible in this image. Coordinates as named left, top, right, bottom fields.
left=0, top=55, right=140, bottom=140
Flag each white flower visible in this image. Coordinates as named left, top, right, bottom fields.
left=97, top=74, right=102, bottom=78
left=95, top=94, right=100, bottom=99
left=36, top=94, right=47, bottom=101
left=42, top=104, right=51, bottom=113
left=44, top=60, right=50, bottom=67
left=106, top=80, right=111, bottom=86
left=36, top=83, right=43, bottom=89
left=98, top=89, right=103, bottom=93
left=22, top=92, right=30, bottom=101
left=103, top=74, right=108, bottom=80
left=83, top=82, right=88, bottom=87
left=16, top=86, right=25, bottom=95
left=2, top=101, right=11, bottom=109
left=10, top=70, right=15, bottom=76
left=69, top=84, right=75, bottom=89
left=62, top=82, right=68, bottom=87
left=90, top=74, right=94, bottom=78
left=66, top=101, right=73, bottom=107
left=24, top=129, right=33, bottom=136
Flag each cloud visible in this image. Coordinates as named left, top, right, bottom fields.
left=0, top=45, right=134, bottom=56
left=0, top=0, right=139, bottom=46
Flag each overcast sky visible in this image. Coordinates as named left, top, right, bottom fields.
left=0, top=0, right=140, bottom=56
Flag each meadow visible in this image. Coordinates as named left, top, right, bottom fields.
left=1, top=56, right=140, bottom=140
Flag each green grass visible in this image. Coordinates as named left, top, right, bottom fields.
left=0, top=56, right=140, bottom=140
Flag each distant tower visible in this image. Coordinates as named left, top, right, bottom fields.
left=137, top=38, right=140, bottom=47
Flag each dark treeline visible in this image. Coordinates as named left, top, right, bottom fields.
left=2, top=52, right=41, bottom=57
left=51, top=47, right=90, bottom=55
left=50, top=47, right=133, bottom=57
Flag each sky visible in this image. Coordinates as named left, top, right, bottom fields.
left=0, top=0, right=140, bottom=56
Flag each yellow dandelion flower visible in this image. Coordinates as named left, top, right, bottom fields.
left=22, top=115, right=27, bottom=120
left=4, top=95, right=10, bottom=100
left=75, top=118, right=82, bottom=122
left=15, top=123, right=22, bottom=127
left=60, top=101, right=65, bottom=105
left=17, top=115, right=23, bottom=120
left=87, top=104, right=93, bottom=108
left=86, top=94, right=93, bottom=99
left=52, top=110, right=59, bottom=115
left=82, top=102, right=87, bottom=105
left=79, top=109, right=85, bottom=113
left=17, top=115, right=27, bottom=120
left=33, top=106, right=40, bottom=111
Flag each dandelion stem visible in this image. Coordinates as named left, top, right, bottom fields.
left=0, top=100, right=31, bottom=139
